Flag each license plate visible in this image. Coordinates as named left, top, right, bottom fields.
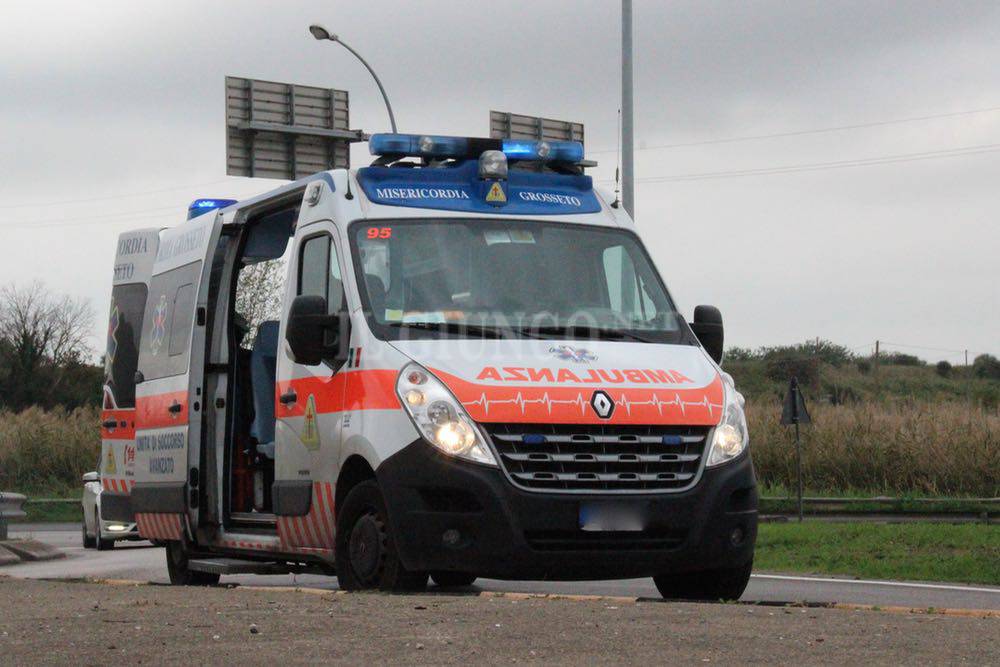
left=579, top=501, right=647, bottom=532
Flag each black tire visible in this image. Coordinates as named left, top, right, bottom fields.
left=431, top=572, right=477, bottom=588
left=653, top=561, right=753, bottom=602
left=95, top=511, right=115, bottom=551
left=334, top=480, right=428, bottom=592
left=165, top=540, right=220, bottom=586
left=82, top=513, right=96, bottom=549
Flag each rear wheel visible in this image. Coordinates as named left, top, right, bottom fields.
left=431, top=572, right=477, bottom=588
left=95, top=511, right=115, bottom=551
left=165, top=541, right=220, bottom=586
left=653, top=561, right=753, bottom=602
left=334, top=480, right=428, bottom=592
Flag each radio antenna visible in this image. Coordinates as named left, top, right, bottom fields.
left=611, top=108, right=622, bottom=208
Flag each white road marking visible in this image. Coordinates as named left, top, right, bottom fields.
left=753, top=573, right=1000, bottom=595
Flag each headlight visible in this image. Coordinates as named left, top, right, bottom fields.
left=396, top=363, right=497, bottom=466
left=706, top=374, right=749, bottom=467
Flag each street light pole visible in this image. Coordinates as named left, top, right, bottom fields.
left=309, top=24, right=398, bottom=133
left=621, top=0, right=635, bottom=220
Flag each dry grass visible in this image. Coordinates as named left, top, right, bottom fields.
left=748, top=399, right=1000, bottom=497
left=0, top=406, right=100, bottom=496
left=1, top=402, right=997, bottom=498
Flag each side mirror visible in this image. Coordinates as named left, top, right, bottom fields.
left=82, top=471, right=99, bottom=483
left=690, top=305, right=724, bottom=364
left=285, top=294, right=343, bottom=366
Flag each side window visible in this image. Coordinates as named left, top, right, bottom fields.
left=103, top=283, right=147, bottom=409
left=602, top=246, right=659, bottom=324
left=138, top=261, right=202, bottom=380
left=298, top=235, right=345, bottom=314
left=168, top=283, right=195, bottom=357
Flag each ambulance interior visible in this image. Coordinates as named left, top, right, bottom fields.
left=226, top=207, right=296, bottom=522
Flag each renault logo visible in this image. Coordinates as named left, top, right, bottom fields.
left=590, top=390, right=614, bottom=419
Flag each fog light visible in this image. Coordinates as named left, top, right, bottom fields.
left=107, top=524, right=128, bottom=532
left=442, top=529, right=461, bottom=547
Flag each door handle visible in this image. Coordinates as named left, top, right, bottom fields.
left=168, top=402, right=183, bottom=414
left=279, top=390, right=298, bottom=405
left=101, top=419, right=118, bottom=429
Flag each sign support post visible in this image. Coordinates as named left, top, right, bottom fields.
left=781, top=377, right=811, bottom=522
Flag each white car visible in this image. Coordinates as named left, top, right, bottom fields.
left=81, top=472, right=140, bottom=550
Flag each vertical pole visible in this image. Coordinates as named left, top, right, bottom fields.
left=621, top=0, right=635, bottom=220
left=965, top=349, right=969, bottom=366
left=874, top=340, right=880, bottom=373
left=792, top=378, right=803, bottom=523
left=795, top=420, right=803, bottom=523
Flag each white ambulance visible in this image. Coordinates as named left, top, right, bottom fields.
left=111, top=134, right=757, bottom=599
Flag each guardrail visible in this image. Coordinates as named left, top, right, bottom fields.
left=760, top=496, right=998, bottom=524
left=0, top=492, right=28, bottom=540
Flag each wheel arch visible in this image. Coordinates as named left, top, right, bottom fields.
left=335, top=455, right=376, bottom=519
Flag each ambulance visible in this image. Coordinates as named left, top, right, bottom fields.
left=106, top=134, right=757, bottom=599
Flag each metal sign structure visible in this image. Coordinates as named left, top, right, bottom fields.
left=226, top=76, right=365, bottom=180
left=489, top=110, right=585, bottom=145
left=489, top=111, right=586, bottom=171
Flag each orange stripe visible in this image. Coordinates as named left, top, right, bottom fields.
left=276, top=369, right=399, bottom=417
left=136, top=391, right=189, bottom=430
left=101, top=408, right=136, bottom=440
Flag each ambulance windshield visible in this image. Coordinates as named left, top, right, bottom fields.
left=351, top=220, right=691, bottom=344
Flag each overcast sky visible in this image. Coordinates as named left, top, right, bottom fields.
left=1, top=1, right=998, bottom=363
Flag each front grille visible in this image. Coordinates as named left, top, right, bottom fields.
left=524, top=529, right=687, bottom=552
left=484, top=423, right=711, bottom=492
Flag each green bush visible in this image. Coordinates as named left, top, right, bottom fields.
left=973, top=354, right=1000, bottom=380
left=935, top=360, right=952, bottom=378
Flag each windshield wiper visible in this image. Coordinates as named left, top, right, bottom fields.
left=516, top=324, right=654, bottom=343
left=388, top=321, right=506, bottom=339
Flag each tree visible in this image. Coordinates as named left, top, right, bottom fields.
left=0, top=282, right=98, bottom=410
left=973, top=354, right=1000, bottom=380
left=234, top=260, right=286, bottom=348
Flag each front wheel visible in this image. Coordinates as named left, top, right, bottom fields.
left=95, top=511, right=115, bottom=551
left=81, top=512, right=96, bottom=549
left=334, top=480, right=428, bottom=592
left=653, top=561, right=753, bottom=601
left=165, top=541, right=220, bottom=586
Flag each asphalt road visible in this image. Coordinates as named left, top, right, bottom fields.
left=7, top=523, right=1000, bottom=611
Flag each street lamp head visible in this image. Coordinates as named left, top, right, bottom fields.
left=309, top=24, right=337, bottom=41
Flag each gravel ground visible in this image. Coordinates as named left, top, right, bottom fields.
left=0, top=577, right=995, bottom=665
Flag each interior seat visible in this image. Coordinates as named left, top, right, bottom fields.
left=249, top=320, right=279, bottom=459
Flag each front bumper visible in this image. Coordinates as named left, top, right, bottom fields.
left=377, top=439, right=758, bottom=581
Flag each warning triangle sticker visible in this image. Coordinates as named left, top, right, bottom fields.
left=301, top=394, right=320, bottom=451
left=485, top=181, right=507, bottom=204
left=105, top=447, right=117, bottom=475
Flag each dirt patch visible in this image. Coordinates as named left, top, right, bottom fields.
left=0, top=578, right=995, bottom=665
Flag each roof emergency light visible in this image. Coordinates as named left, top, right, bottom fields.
left=369, top=133, right=585, bottom=164
left=187, top=198, right=238, bottom=220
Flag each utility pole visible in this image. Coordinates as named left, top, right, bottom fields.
left=621, top=0, right=635, bottom=220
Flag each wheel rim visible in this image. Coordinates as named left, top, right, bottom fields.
left=348, top=511, right=386, bottom=585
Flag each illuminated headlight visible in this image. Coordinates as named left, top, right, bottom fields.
left=706, top=374, right=749, bottom=467
left=396, top=364, right=497, bottom=466
left=106, top=524, right=128, bottom=532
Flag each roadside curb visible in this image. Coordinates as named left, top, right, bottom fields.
left=479, top=590, right=639, bottom=604
left=66, top=578, right=1000, bottom=618
left=0, top=540, right=64, bottom=563
left=831, top=602, right=1000, bottom=619
left=0, top=544, right=20, bottom=566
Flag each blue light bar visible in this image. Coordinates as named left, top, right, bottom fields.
left=370, top=133, right=480, bottom=159
left=501, top=139, right=584, bottom=163
left=187, top=198, right=237, bottom=220
left=369, top=133, right=586, bottom=164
